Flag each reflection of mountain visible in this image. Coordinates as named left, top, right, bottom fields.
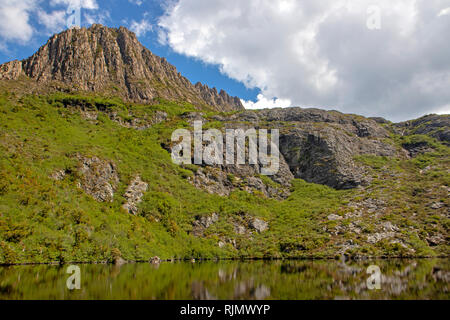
left=191, top=281, right=217, bottom=300
left=233, top=281, right=271, bottom=300
left=0, top=260, right=448, bottom=299
left=192, top=267, right=271, bottom=300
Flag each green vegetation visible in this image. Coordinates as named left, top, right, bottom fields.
left=0, top=91, right=448, bottom=264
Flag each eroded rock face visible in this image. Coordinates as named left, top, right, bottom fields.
left=122, top=176, right=148, bottom=214
left=402, top=141, right=435, bottom=157
left=64, top=98, right=168, bottom=129
left=188, top=161, right=293, bottom=199
left=195, top=82, right=243, bottom=112
left=177, top=113, right=295, bottom=198
left=395, top=114, right=450, bottom=144
left=249, top=218, right=269, bottom=233
left=231, top=214, right=269, bottom=235
left=192, top=213, right=219, bottom=236
left=256, top=109, right=397, bottom=189
left=0, top=25, right=243, bottom=112
left=211, top=108, right=398, bottom=190
left=110, top=110, right=167, bottom=130
left=279, top=128, right=369, bottom=189
left=180, top=111, right=448, bottom=198
left=174, top=107, right=402, bottom=194
left=0, top=60, right=24, bottom=80
left=77, top=156, right=119, bottom=202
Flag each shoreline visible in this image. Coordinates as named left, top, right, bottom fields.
left=1, top=255, right=448, bottom=267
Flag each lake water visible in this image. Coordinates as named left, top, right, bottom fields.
left=0, top=259, right=448, bottom=300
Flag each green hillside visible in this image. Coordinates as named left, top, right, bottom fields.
left=0, top=90, right=448, bottom=264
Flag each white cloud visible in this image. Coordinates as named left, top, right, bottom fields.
left=129, top=0, right=143, bottom=6
left=438, top=7, right=450, bottom=16
left=0, top=0, right=37, bottom=42
left=0, top=0, right=102, bottom=51
left=241, top=94, right=291, bottom=110
left=84, top=10, right=110, bottom=26
left=50, top=0, right=99, bottom=10
left=37, top=9, right=67, bottom=34
left=130, top=19, right=153, bottom=37
left=159, top=0, right=450, bottom=121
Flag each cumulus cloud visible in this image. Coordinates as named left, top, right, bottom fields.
left=130, top=18, right=153, bottom=37
left=84, top=10, right=110, bottom=26
left=49, top=0, right=99, bottom=10
left=0, top=0, right=102, bottom=47
left=0, top=0, right=37, bottom=42
left=159, top=0, right=450, bottom=121
left=438, top=7, right=450, bottom=16
left=129, top=0, right=143, bottom=6
left=37, top=9, right=67, bottom=34
left=242, top=94, right=291, bottom=110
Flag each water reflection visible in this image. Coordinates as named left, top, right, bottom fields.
left=0, top=259, right=448, bottom=300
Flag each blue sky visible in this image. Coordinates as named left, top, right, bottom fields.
left=0, top=0, right=449, bottom=121
left=0, top=0, right=260, bottom=102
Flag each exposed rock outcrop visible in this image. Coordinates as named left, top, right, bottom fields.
left=249, top=218, right=269, bottom=233
left=402, top=140, right=435, bottom=157
left=122, top=176, right=148, bottom=214
left=108, top=110, right=167, bottom=130
left=77, top=155, right=119, bottom=202
left=176, top=112, right=295, bottom=198
left=207, top=108, right=398, bottom=190
left=0, top=60, right=24, bottom=80
left=188, top=162, right=293, bottom=199
left=172, top=107, right=404, bottom=195
left=192, top=213, right=219, bottom=236
left=394, top=114, right=450, bottom=144
left=244, top=108, right=397, bottom=189
left=231, top=214, right=269, bottom=235
left=61, top=97, right=168, bottom=129
left=191, top=212, right=268, bottom=244
left=195, top=82, right=243, bottom=112
left=172, top=109, right=449, bottom=200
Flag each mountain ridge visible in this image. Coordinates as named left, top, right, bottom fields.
left=0, top=24, right=244, bottom=112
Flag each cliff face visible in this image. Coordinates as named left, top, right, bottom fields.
left=394, top=114, right=450, bottom=145
left=0, top=24, right=243, bottom=112
left=205, top=108, right=400, bottom=190
left=159, top=106, right=449, bottom=197
left=194, top=82, right=243, bottom=113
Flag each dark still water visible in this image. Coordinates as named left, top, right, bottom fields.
left=0, top=259, right=448, bottom=300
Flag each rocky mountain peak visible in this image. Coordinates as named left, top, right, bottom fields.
left=0, top=24, right=243, bottom=112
